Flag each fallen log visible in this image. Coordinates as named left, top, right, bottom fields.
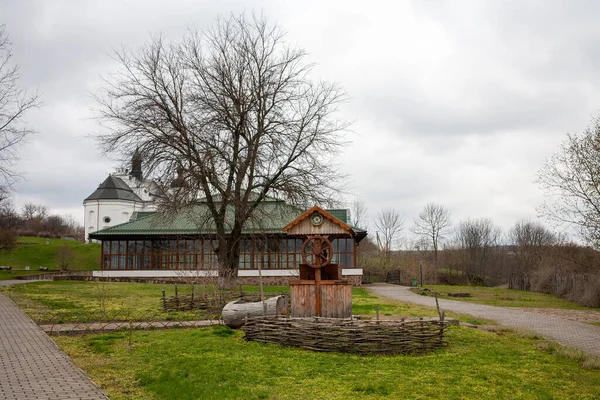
left=222, top=295, right=286, bottom=329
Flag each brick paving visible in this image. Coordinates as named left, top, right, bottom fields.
left=368, top=283, right=600, bottom=357
left=0, top=293, right=108, bottom=399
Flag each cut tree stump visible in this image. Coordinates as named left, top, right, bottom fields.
left=222, top=295, right=287, bottom=329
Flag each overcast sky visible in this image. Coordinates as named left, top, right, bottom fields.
left=1, top=0, right=599, bottom=244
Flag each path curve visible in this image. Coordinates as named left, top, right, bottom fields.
left=367, top=283, right=600, bottom=357
left=0, top=281, right=109, bottom=399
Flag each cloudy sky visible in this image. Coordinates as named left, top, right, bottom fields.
left=1, top=0, right=599, bottom=242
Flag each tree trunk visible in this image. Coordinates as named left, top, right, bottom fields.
left=222, top=295, right=287, bottom=329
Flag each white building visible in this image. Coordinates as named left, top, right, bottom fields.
left=83, top=154, right=157, bottom=242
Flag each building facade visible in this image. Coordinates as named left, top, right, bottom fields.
left=83, top=153, right=158, bottom=242
left=88, top=201, right=367, bottom=285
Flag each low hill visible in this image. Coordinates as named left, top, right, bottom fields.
left=0, top=237, right=100, bottom=275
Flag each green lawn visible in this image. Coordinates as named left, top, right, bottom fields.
left=53, top=325, right=600, bottom=400
left=2, top=281, right=491, bottom=324
left=413, top=285, right=597, bottom=309
left=1, top=281, right=236, bottom=322
left=0, top=236, right=100, bottom=276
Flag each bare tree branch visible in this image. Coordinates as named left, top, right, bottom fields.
left=536, top=117, right=600, bottom=249
left=0, top=25, right=40, bottom=188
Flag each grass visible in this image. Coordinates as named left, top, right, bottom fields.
left=0, top=281, right=240, bottom=321
left=53, top=325, right=600, bottom=400
left=2, top=281, right=496, bottom=325
left=412, top=285, right=597, bottom=309
left=0, top=236, right=100, bottom=278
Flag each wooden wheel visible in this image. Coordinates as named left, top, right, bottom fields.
left=301, top=236, right=333, bottom=268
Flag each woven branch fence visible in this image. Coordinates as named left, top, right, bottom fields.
left=242, top=316, right=449, bottom=355
left=162, top=290, right=288, bottom=312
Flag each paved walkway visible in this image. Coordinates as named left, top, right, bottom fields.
left=368, top=283, right=600, bottom=357
left=0, top=293, right=108, bottom=399
left=0, top=280, right=41, bottom=287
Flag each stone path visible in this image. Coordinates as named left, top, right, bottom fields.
left=0, top=280, right=41, bottom=287
left=367, top=283, right=600, bottom=357
left=41, top=319, right=221, bottom=336
left=0, top=294, right=108, bottom=399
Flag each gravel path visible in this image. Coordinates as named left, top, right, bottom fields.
left=367, top=283, right=600, bottom=357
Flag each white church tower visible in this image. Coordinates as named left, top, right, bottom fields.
left=83, top=151, right=157, bottom=242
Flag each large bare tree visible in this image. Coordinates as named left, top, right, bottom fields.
left=536, top=118, right=600, bottom=249
left=410, top=202, right=451, bottom=267
left=0, top=25, right=39, bottom=186
left=96, top=14, right=348, bottom=274
left=374, top=208, right=404, bottom=258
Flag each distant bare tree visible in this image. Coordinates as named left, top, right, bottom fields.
left=455, top=218, right=501, bottom=283
left=21, top=203, right=47, bottom=233
left=507, top=219, right=556, bottom=290
left=21, top=203, right=48, bottom=221
left=95, top=14, right=348, bottom=278
left=0, top=193, right=20, bottom=249
left=411, top=202, right=452, bottom=267
left=537, top=117, right=600, bottom=249
left=375, top=208, right=404, bottom=258
left=0, top=25, right=40, bottom=186
left=350, top=199, right=368, bottom=229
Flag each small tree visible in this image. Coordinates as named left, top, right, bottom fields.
left=537, top=118, right=600, bottom=248
left=375, top=208, right=404, bottom=259
left=350, top=199, right=368, bottom=229
left=56, top=245, right=74, bottom=271
left=411, top=203, right=452, bottom=267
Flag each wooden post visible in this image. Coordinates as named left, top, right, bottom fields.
left=257, top=257, right=266, bottom=316
left=175, top=285, right=179, bottom=310
left=419, top=259, right=423, bottom=287
left=315, top=268, right=322, bottom=317
left=161, top=289, right=166, bottom=312
left=376, top=304, right=379, bottom=322
left=191, top=283, right=194, bottom=310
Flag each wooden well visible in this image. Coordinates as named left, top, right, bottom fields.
left=290, top=280, right=352, bottom=318
left=283, top=206, right=356, bottom=319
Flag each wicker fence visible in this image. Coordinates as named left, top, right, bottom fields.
left=162, top=289, right=288, bottom=312
left=242, top=316, right=449, bottom=355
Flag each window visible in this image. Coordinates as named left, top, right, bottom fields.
left=331, top=238, right=355, bottom=267
left=103, top=216, right=111, bottom=224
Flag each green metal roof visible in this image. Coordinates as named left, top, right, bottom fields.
left=326, top=209, right=349, bottom=224
left=89, top=197, right=368, bottom=239
left=89, top=200, right=304, bottom=237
